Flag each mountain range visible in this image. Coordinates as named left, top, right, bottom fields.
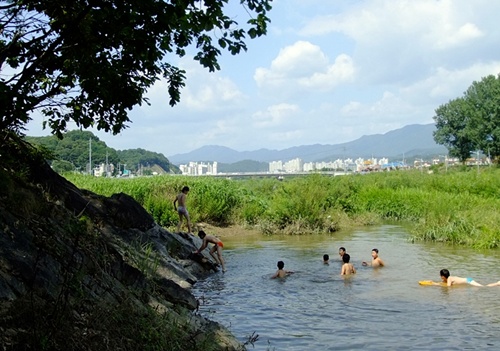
left=168, top=123, right=447, bottom=165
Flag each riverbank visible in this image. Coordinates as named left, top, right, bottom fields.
left=0, top=143, right=245, bottom=351
left=196, top=223, right=262, bottom=237
left=67, top=168, right=500, bottom=248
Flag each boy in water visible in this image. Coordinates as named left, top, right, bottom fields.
left=362, top=248, right=385, bottom=267
left=338, top=247, right=346, bottom=261
left=194, top=230, right=226, bottom=272
left=434, top=269, right=483, bottom=287
left=271, top=261, right=293, bottom=279
left=323, top=254, right=330, bottom=264
left=340, top=253, right=356, bottom=275
left=173, top=186, right=192, bottom=234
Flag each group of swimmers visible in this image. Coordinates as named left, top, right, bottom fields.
left=271, top=247, right=384, bottom=279
left=271, top=246, right=500, bottom=287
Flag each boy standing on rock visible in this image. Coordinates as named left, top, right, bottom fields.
left=173, top=186, right=192, bottom=234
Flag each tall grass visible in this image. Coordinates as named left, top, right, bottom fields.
left=65, top=167, right=500, bottom=248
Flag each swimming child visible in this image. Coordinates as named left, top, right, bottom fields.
left=434, top=269, right=483, bottom=287
left=339, top=247, right=346, bottom=260
left=173, top=186, right=192, bottom=234
left=340, top=253, right=356, bottom=275
left=194, top=230, right=226, bottom=272
left=271, top=260, right=293, bottom=279
left=323, top=254, right=330, bottom=264
left=362, top=248, right=385, bottom=267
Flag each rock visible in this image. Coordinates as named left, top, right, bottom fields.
left=0, top=142, right=245, bottom=351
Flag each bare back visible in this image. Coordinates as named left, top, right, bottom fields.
left=272, top=269, right=288, bottom=279
left=341, top=263, right=356, bottom=275
left=176, top=192, right=187, bottom=207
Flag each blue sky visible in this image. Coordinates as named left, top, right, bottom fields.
left=26, top=0, right=500, bottom=157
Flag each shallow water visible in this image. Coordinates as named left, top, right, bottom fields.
left=192, top=225, right=500, bottom=350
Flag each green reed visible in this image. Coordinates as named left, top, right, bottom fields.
left=65, top=167, right=500, bottom=248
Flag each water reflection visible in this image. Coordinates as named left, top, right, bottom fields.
left=193, top=225, right=500, bottom=350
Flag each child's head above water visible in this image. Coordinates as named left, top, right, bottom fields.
left=277, top=261, right=285, bottom=270
left=440, top=269, right=450, bottom=279
left=342, top=253, right=351, bottom=264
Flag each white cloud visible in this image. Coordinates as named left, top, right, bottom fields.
left=401, top=61, right=500, bottom=104
left=254, top=41, right=355, bottom=94
left=432, top=22, right=483, bottom=50
left=252, top=103, right=300, bottom=128
left=300, top=0, right=498, bottom=83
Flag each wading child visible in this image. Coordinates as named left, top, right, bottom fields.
left=362, top=248, right=385, bottom=267
left=173, top=186, right=192, bottom=234
left=341, top=253, right=356, bottom=275
left=271, top=261, right=293, bottom=279
left=339, top=247, right=346, bottom=261
left=194, top=230, right=226, bottom=272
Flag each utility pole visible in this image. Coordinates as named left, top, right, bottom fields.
left=476, top=150, right=480, bottom=174
left=106, top=150, right=109, bottom=177
left=89, top=138, right=92, bottom=175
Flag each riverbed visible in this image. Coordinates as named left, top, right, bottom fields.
left=192, top=225, right=500, bottom=350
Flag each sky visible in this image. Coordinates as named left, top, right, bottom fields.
left=25, top=0, right=500, bottom=158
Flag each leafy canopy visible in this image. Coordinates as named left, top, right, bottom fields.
left=433, top=74, right=500, bottom=163
left=0, top=0, right=272, bottom=137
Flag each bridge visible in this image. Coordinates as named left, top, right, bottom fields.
left=199, top=171, right=351, bottom=179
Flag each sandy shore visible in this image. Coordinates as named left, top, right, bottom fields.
left=195, top=223, right=261, bottom=238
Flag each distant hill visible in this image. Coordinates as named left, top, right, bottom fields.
left=25, top=131, right=180, bottom=174
left=168, top=124, right=447, bottom=164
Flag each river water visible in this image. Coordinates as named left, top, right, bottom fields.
left=192, top=225, right=500, bottom=350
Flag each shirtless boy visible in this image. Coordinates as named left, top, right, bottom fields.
left=435, top=269, right=483, bottom=287
left=340, top=253, right=356, bottom=275
left=173, top=186, right=192, bottom=234
left=194, top=230, right=226, bottom=272
left=362, top=248, right=384, bottom=267
left=271, top=260, right=293, bottom=279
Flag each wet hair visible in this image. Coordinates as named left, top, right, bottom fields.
left=182, top=186, right=190, bottom=192
left=277, top=261, right=284, bottom=270
left=440, top=269, right=450, bottom=278
left=339, top=247, right=346, bottom=253
left=372, top=248, right=379, bottom=253
left=342, top=253, right=351, bottom=263
left=323, top=254, right=329, bottom=261
left=198, top=230, right=206, bottom=239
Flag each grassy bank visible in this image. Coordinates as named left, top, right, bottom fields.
left=65, top=167, right=500, bottom=248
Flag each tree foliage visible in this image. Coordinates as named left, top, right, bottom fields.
left=26, top=130, right=178, bottom=173
left=117, top=148, right=175, bottom=173
left=433, top=74, right=500, bottom=163
left=0, top=0, right=271, bottom=137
